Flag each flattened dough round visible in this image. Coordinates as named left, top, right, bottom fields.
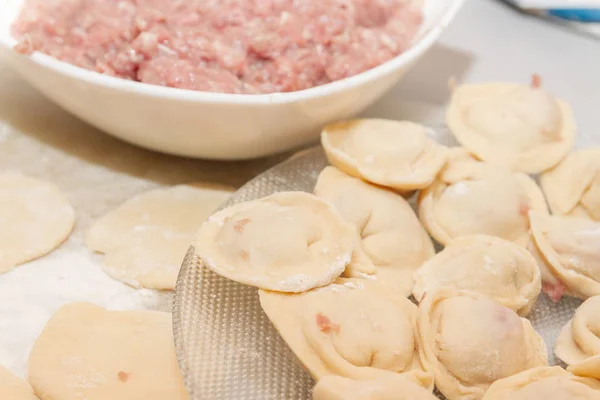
left=555, top=295, right=600, bottom=367
left=0, top=365, right=37, bottom=399
left=260, top=278, right=424, bottom=380
left=195, top=192, right=356, bottom=292
left=321, top=119, right=448, bottom=191
left=87, top=184, right=233, bottom=290
left=314, top=167, right=435, bottom=296
left=416, top=288, right=547, bottom=400
left=28, top=302, right=188, bottom=400
left=483, top=366, right=600, bottom=400
left=0, top=172, right=75, bottom=274
left=418, top=148, right=548, bottom=246
left=447, top=82, right=575, bottom=173
left=541, top=147, right=600, bottom=221
left=413, top=235, right=541, bottom=315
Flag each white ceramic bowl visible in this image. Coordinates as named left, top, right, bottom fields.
left=0, top=0, right=464, bottom=160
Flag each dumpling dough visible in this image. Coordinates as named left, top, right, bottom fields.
left=413, top=235, right=541, bottom=315
left=0, top=365, right=37, bottom=399
left=0, top=172, right=75, bottom=274
left=416, top=288, right=547, bottom=400
left=314, top=167, right=435, bottom=296
left=259, top=278, right=424, bottom=380
left=321, top=119, right=448, bottom=191
left=555, top=295, right=600, bottom=368
left=196, top=192, right=356, bottom=292
left=568, top=355, right=600, bottom=380
left=312, top=371, right=436, bottom=400
left=541, top=147, right=600, bottom=221
left=28, top=302, right=188, bottom=400
left=483, top=366, right=600, bottom=400
left=87, top=184, right=233, bottom=290
left=418, top=148, right=548, bottom=246
left=447, top=82, right=576, bottom=173
left=529, top=212, right=600, bottom=300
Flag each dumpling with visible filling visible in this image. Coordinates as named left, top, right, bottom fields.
left=529, top=212, right=600, bottom=301
left=195, top=192, right=357, bottom=293
left=447, top=80, right=576, bottom=173
left=314, top=167, right=435, bottom=296
left=541, top=147, right=600, bottom=221
left=416, top=288, right=547, bottom=400
left=418, top=148, right=548, bottom=246
left=412, top=235, right=541, bottom=315
left=321, top=119, right=448, bottom=191
left=259, top=278, right=425, bottom=380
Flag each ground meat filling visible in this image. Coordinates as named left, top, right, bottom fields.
left=12, top=0, right=422, bottom=94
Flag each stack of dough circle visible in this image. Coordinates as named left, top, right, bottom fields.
left=27, top=302, right=188, bottom=400
left=87, top=184, right=233, bottom=290
left=416, top=288, right=547, bottom=400
left=314, top=166, right=435, bottom=296
left=418, top=148, right=548, bottom=246
left=412, top=235, right=541, bottom=315
left=195, top=192, right=357, bottom=292
left=483, top=366, right=600, bottom=399
left=259, top=278, right=424, bottom=380
left=529, top=212, right=600, bottom=300
left=0, top=365, right=37, bottom=399
left=0, top=172, right=75, bottom=274
left=541, top=147, right=600, bottom=221
left=321, top=119, right=448, bottom=191
left=447, top=82, right=576, bottom=173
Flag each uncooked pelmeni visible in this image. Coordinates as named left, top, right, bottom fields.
left=541, top=147, right=600, bottom=221
left=555, top=295, right=600, bottom=368
left=28, top=302, right=188, bottom=400
left=529, top=212, right=600, bottom=301
left=87, top=184, right=233, bottom=290
left=196, top=192, right=356, bottom=292
left=259, top=278, right=424, bottom=380
left=568, top=355, right=600, bottom=380
left=0, top=172, right=75, bottom=274
left=312, top=371, right=436, bottom=400
left=321, top=119, right=448, bottom=191
left=314, top=167, right=435, bottom=296
left=447, top=81, right=576, bottom=173
left=0, top=365, right=37, bottom=399
left=416, top=288, right=547, bottom=400
left=412, top=235, right=541, bottom=315
left=418, top=148, right=548, bottom=246
left=483, top=366, right=600, bottom=400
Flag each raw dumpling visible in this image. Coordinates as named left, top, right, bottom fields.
left=416, top=288, right=547, bottom=400
left=0, top=172, right=75, bottom=274
left=28, top=302, right=188, bottom=400
left=312, top=371, right=436, bottom=400
left=418, top=148, right=548, bottom=246
left=447, top=82, right=576, bottom=173
left=568, top=355, right=600, bottom=380
left=321, top=119, right=448, bottom=191
left=87, top=184, right=233, bottom=290
left=412, top=235, right=541, bottom=315
left=483, top=366, right=600, bottom=400
left=529, top=212, right=600, bottom=300
left=195, top=192, right=357, bottom=292
left=314, top=167, right=435, bottom=296
left=0, top=365, right=37, bottom=399
left=541, top=147, right=600, bottom=221
left=259, top=278, right=424, bottom=380
left=555, top=295, right=600, bottom=368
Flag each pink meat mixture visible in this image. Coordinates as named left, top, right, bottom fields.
left=12, top=0, right=423, bottom=94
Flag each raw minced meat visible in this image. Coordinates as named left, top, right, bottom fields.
left=12, top=0, right=423, bottom=94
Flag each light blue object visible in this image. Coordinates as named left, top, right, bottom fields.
left=547, top=8, right=600, bottom=22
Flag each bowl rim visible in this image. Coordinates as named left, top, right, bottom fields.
left=0, top=0, right=465, bottom=105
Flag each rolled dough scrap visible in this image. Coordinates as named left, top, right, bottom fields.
left=28, top=302, right=188, bottom=400
left=87, top=184, right=233, bottom=290
left=0, top=172, right=75, bottom=274
left=0, top=365, right=37, bottom=399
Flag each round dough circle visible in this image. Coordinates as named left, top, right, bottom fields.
left=0, top=172, right=75, bottom=274
left=0, top=365, right=36, bottom=399
left=555, top=295, right=600, bottom=366
left=87, top=184, right=233, bottom=290
left=28, top=302, right=188, bottom=400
